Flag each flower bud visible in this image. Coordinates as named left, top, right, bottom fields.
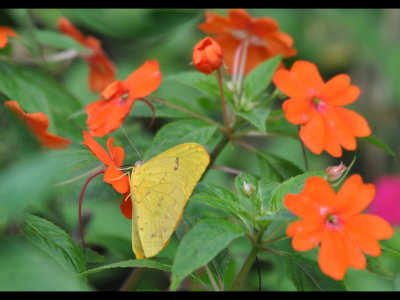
left=325, top=162, right=346, bottom=182
left=192, top=37, right=223, bottom=74
left=243, top=180, right=256, bottom=196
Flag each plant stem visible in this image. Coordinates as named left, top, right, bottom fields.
left=216, top=68, right=233, bottom=142
left=230, top=246, right=260, bottom=291
left=297, top=125, right=310, bottom=171
left=205, top=265, right=219, bottom=291
left=148, top=96, right=225, bottom=131
left=119, top=268, right=146, bottom=291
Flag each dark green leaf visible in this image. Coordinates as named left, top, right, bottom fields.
left=234, top=173, right=259, bottom=216
left=363, top=136, right=396, bottom=158
left=83, top=248, right=105, bottom=263
left=243, top=55, right=282, bottom=101
left=170, top=219, right=245, bottom=290
left=257, top=150, right=303, bottom=182
left=282, top=252, right=346, bottom=291
left=80, top=259, right=171, bottom=277
left=366, top=256, right=394, bottom=279
left=256, top=179, right=280, bottom=215
left=0, top=236, right=89, bottom=291
left=265, top=109, right=298, bottom=137
left=144, top=119, right=218, bottom=160
left=192, top=182, right=242, bottom=216
left=21, top=214, right=86, bottom=275
left=0, top=61, right=83, bottom=139
left=394, top=271, right=400, bottom=291
left=236, top=107, right=270, bottom=133
left=208, top=248, right=231, bottom=283
left=270, top=171, right=325, bottom=212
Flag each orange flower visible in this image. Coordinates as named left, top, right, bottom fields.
left=285, top=175, right=393, bottom=280
left=120, top=191, right=132, bottom=220
left=82, top=131, right=129, bottom=194
left=198, top=9, right=296, bottom=75
left=192, top=37, right=223, bottom=74
left=58, top=17, right=115, bottom=92
left=85, top=60, right=162, bottom=137
left=273, top=61, right=371, bottom=157
left=5, top=100, right=71, bottom=150
left=0, top=26, right=18, bottom=48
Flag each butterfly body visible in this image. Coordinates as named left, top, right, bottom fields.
left=129, top=142, right=210, bottom=258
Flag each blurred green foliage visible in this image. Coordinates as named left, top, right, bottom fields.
left=0, top=8, right=400, bottom=291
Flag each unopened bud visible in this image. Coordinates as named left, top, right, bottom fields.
left=192, top=37, right=223, bottom=74
left=243, top=180, right=256, bottom=196
left=325, top=162, right=346, bottom=182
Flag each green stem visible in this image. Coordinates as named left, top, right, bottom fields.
left=230, top=246, right=260, bottom=291
left=297, top=125, right=309, bottom=171
left=119, top=268, right=146, bottom=291
left=148, top=96, right=225, bottom=132
left=216, top=68, right=233, bottom=142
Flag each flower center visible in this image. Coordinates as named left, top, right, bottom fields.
left=326, top=214, right=341, bottom=228
left=230, top=29, right=266, bottom=46
left=312, top=98, right=326, bottom=112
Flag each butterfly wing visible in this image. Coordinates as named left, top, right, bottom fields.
left=130, top=142, right=210, bottom=258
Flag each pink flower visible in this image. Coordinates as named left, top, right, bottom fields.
left=368, top=176, right=400, bottom=226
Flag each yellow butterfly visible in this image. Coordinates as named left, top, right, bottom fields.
left=127, top=142, right=210, bottom=259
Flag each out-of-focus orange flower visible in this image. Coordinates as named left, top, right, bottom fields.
left=198, top=9, right=296, bottom=75
left=86, top=60, right=162, bottom=137
left=82, top=131, right=129, bottom=194
left=120, top=191, right=132, bottom=220
left=58, top=17, right=115, bottom=93
left=285, top=175, right=393, bottom=280
left=5, top=100, right=71, bottom=150
left=0, top=26, right=18, bottom=48
left=273, top=60, right=371, bottom=157
left=192, top=37, right=223, bottom=74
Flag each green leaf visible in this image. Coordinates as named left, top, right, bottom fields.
left=234, top=173, right=259, bottom=216
left=243, top=55, right=282, bottom=101
left=270, top=171, right=325, bottom=212
left=257, top=150, right=303, bottom=182
left=83, top=248, right=105, bottom=263
left=208, top=248, right=231, bottom=283
left=366, top=256, right=394, bottom=279
left=0, top=236, right=90, bottom=291
left=265, top=109, right=298, bottom=137
left=363, top=136, right=396, bottom=158
left=21, top=214, right=86, bottom=276
left=33, top=29, right=90, bottom=54
left=192, top=182, right=242, bottom=216
left=256, top=179, right=280, bottom=215
left=0, top=152, right=69, bottom=220
left=394, top=271, right=400, bottom=291
left=0, top=61, right=83, bottom=138
left=282, top=252, right=346, bottom=291
left=144, top=119, right=218, bottom=160
left=170, top=219, right=245, bottom=290
left=80, top=259, right=171, bottom=277
left=236, top=107, right=270, bottom=133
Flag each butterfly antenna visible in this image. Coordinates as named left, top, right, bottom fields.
left=120, top=125, right=143, bottom=161
left=78, top=169, right=105, bottom=254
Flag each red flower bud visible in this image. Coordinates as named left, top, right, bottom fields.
left=325, top=162, right=346, bottom=182
left=192, top=37, right=223, bottom=74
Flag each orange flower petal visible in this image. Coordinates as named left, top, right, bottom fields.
left=36, top=132, right=72, bottom=150
left=291, top=61, right=324, bottom=94
left=301, top=176, right=336, bottom=207
left=228, top=9, right=251, bottom=29
left=348, top=214, right=394, bottom=240
left=86, top=97, right=135, bottom=137
left=324, top=85, right=360, bottom=106
left=265, top=31, right=297, bottom=58
left=285, top=194, right=321, bottom=219
left=335, top=107, right=371, bottom=137
left=343, top=220, right=382, bottom=256
left=82, top=131, right=113, bottom=165
left=288, top=220, right=325, bottom=251
left=282, top=97, right=315, bottom=125
left=120, top=191, right=132, bottom=220
left=322, top=118, right=343, bottom=157
left=0, top=26, right=18, bottom=48
left=104, top=165, right=130, bottom=194
left=106, top=137, right=125, bottom=167
left=192, top=37, right=223, bottom=74
left=198, top=11, right=231, bottom=35
left=299, top=113, right=325, bottom=155
left=273, top=68, right=310, bottom=99
left=318, top=230, right=347, bottom=280
left=101, top=80, right=125, bottom=99
left=335, top=174, right=376, bottom=216
left=244, top=44, right=272, bottom=74
left=215, top=35, right=241, bottom=74
left=87, top=52, right=116, bottom=93
left=322, top=106, right=356, bottom=150
left=319, top=74, right=351, bottom=102
left=339, top=230, right=366, bottom=270
left=252, top=17, right=279, bottom=36
left=124, top=60, right=162, bottom=100
left=58, top=17, right=86, bottom=45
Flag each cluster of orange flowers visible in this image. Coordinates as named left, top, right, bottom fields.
left=3, top=10, right=394, bottom=281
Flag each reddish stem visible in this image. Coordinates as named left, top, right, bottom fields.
left=137, top=97, right=156, bottom=129
left=78, top=169, right=105, bottom=251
